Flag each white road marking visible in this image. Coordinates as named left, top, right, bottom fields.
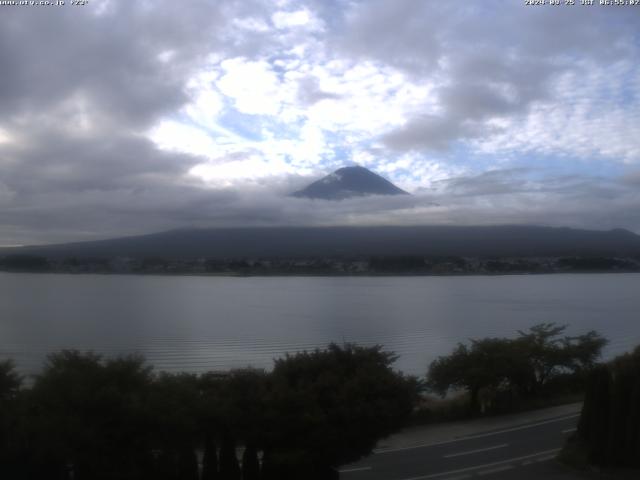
left=397, top=448, right=561, bottom=480
left=478, top=465, right=514, bottom=475
left=443, top=443, right=508, bottom=459
left=534, top=454, right=557, bottom=463
left=338, top=466, right=372, bottom=473
left=562, top=427, right=577, bottom=434
left=376, top=414, right=579, bottom=454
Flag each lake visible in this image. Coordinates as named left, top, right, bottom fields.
left=1, top=272, right=639, bottom=376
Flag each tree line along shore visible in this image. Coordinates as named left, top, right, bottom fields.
left=1, top=253, right=640, bottom=276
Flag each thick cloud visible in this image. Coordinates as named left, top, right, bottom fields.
left=3, top=4, right=195, bottom=127
left=297, top=76, right=342, bottom=105
left=340, top=0, right=640, bottom=153
left=0, top=0, right=639, bottom=245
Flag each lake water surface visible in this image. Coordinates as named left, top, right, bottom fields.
left=1, top=272, right=639, bottom=375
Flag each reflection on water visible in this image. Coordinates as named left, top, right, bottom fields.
left=1, top=273, right=639, bottom=375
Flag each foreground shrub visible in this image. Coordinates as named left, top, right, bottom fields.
left=0, top=343, right=419, bottom=479
left=573, top=346, right=640, bottom=468
left=262, top=344, right=420, bottom=476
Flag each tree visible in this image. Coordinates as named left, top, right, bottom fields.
left=177, top=446, right=199, bottom=480
left=583, top=365, right=612, bottom=466
left=208, top=369, right=269, bottom=447
left=263, top=343, right=419, bottom=476
left=514, top=323, right=568, bottom=394
left=199, top=369, right=268, bottom=480
left=0, top=359, right=21, bottom=401
left=146, top=371, right=202, bottom=480
left=515, top=323, right=607, bottom=395
left=241, top=443, right=260, bottom=480
left=1, top=344, right=419, bottom=478
left=427, top=339, right=525, bottom=413
left=0, top=254, right=49, bottom=271
left=0, top=360, right=22, bottom=477
left=427, top=324, right=607, bottom=413
left=26, top=350, right=155, bottom=479
left=218, top=431, right=240, bottom=480
left=575, top=347, right=640, bottom=468
left=201, top=435, right=219, bottom=480
left=561, top=330, right=609, bottom=373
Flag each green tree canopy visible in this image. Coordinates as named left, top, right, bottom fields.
left=575, top=345, right=640, bottom=468
left=2, top=344, right=420, bottom=479
left=264, top=343, right=420, bottom=476
left=427, top=338, right=527, bottom=412
left=427, top=323, right=607, bottom=413
left=27, top=350, right=155, bottom=480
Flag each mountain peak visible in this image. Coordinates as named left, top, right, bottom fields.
left=292, top=166, right=409, bottom=200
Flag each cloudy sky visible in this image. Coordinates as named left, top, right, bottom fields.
left=1, top=0, right=639, bottom=245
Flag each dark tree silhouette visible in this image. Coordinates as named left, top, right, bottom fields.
left=218, top=431, right=241, bottom=480
left=202, top=435, right=219, bottom=480
left=263, top=343, right=419, bottom=476
left=241, top=443, right=260, bottom=480
left=24, top=351, right=155, bottom=479
left=575, top=346, right=640, bottom=468
left=0, top=344, right=419, bottom=479
left=428, top=323, right=607, bottom=413
left=177, top=447, right=199, bottom=480
left=0, top=360, right=23, bottom=477
left=0, top=359, right=21, bottom=401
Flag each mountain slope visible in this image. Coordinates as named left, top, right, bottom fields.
left=6, top=225, right=640, bottom=260
left=292, top=166, right=409, bottom=200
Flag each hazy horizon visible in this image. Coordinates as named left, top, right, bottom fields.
left=1, top=1, right=639, bottom=246
left=6, top=222, right=640, bottom=250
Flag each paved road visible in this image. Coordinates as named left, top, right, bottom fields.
left=339, top=412, right=580, bottom=480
